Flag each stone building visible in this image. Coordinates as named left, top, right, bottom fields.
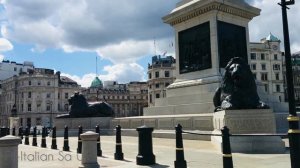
left=249, top=33, right=285, bottom=102
left=283, top=51, right=300, bottom=105
left=0, top=69, right=81, bottom=127
left=82, top=79, right=148, bottom=117
left=0, top=60, right=34, bottom=81
left=147, top=55, right=176, bottom=107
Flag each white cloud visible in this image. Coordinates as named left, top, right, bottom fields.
left=60, top=73, right=95, bottom=88
left=99, top=63, right=145, bottom=83
left=97, top=40, right=153, bottom=64
left=0, top=37, right=13, bottom=51
left=61, top=63, right=145, bottom=88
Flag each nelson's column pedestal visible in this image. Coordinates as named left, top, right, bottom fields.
left=112, top=0, right=285, bottom=153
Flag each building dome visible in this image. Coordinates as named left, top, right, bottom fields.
left=266, top=32, right=280, bottom=42
left=90, top=77, right=103, bottom=88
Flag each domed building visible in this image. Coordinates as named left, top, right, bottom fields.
left=82, top=79, right=148, bottom=117
left=90, top=77, right=103, bottom=88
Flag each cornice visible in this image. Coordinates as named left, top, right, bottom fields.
left=163, top=1, right=260, bottom=26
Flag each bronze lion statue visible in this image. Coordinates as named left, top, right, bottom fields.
left=56, top=92, right=115, bottom=118
left=213, top=57, right=269, bottom=111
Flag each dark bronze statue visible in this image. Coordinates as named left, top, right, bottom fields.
left=56, top=92, right=114, bottom=118
left=213, top=57, right=269, bottom=111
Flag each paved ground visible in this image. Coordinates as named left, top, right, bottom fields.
left=18, top=136, right=291, bottom=168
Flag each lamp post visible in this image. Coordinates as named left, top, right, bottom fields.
left=50, top=102, right=53, bottom=128
left=278, top=1, right=300, bottom=168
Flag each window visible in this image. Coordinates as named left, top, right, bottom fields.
left=21, top=92, right=24, bottom=98
left=36, top=118, right=42, bottom=125
left=149, top=85, right=152, bottom=89
left=155, top=71, right=159, bottom=78
left=273, top=64, right=280, bottom=70
left=65, top=93, right=69, bottom=99
left=261, top=73, right=268, bottom=81
left=28, top=92, right=31, bottom=98
left=46, top=104, right=51, bottom=111
left=27, top=103, right=31, bottom=112
left=250, top=53, right=256, bottom=60
left=14, top=67, right=17, bottom=71
left=21, top=104, right=24, bottom=111
left=58, top=93, right=60, bottom=99
left=28, top=81, right=31, bottom=86
left=148, top=73, right=152, bottom=79
left=275, top=73, right=280, bottom=80
left=165, top=71, right=170, bottom=77
left=47, top=81, right=51, bottom=86
left=46, top=93, right=51, bottom=98
left=38, top=81, right=41, bottom=85
left=274, top=54, right=278, bottom=60
left=251, top=64, right=256, bottom=70
left=276, top=85, right=281, bottom=92
left=155, top=83, right=159, bottom=88
left=252, top=73, right=256, bottom=80
left=261, top=53, right=265, bottom=60
left=156, top=93, right=160, bottom=98
left=261, top=64, right=266, bottom=70
left=150, top=95, right=152, bottom=103
left=264, top=84, right=268, bottom=92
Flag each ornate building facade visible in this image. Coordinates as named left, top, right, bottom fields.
left=0, top=69, right=81, bottom=127
left=82, top=79, right=148, bottom=117
left=283, top=51, right=300, bottom=105
left=249, top=33, right=285, bottom=102
left=147, top=55, right=176, bottom=107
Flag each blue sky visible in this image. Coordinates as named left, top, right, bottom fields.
left=0, top=0, right=300, bottom=87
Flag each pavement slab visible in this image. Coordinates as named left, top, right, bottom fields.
left=17, top=136, right=291, bottom=168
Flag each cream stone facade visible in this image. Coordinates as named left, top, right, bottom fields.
left=147, top=55, right=176, bottom=107
left=249, top=33, right=285, bottom=103
left=0, top=69, right=81, bottom=127
left=82, top=81, right=148, bottom=117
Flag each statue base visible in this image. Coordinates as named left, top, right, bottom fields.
left=211, top=109, right=286, bottom=153
left=9, top=117, right=19, bottom=135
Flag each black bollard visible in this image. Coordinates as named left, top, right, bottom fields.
left=18, top=126, right=23, bottom=144
left=96, top=125, right=102, bottom=156
left=221, top=126, right=233, bottom=168
left=41, top=126, right=47, bottom=148
left=114, top=125, right=124, bottom=160
left=63, top=125, right=70, bottom=151
left=6, top=127, right=10, bottom=135
left=174, top=124, right=187, bottom=168
left=136, top=125, right=156, bottom=165
left=51, top=126, right=57, bottom=149
left=0, top=127, right=5, bottom=137
left=32, top=126, right=37, bottom=146
left=77, top=126, right=83, bottom=153
left=24, top=126, right=30, bottom=145
left=12, top=127, right=16, bottom=136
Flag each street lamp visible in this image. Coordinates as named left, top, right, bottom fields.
left=278, top=1, right=300, bottom=168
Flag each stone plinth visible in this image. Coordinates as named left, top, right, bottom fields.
left=79, top=131, right=99, bottom=168
left=55, top=117, right=112, bottom=129
left=211, top=109, right=285, bottom=153
left=9, top=117, right=19, bottom=135
left=0, top=135, right=21, bottom=168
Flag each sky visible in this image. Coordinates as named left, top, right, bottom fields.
left=0, top=0, right=299, bottom=88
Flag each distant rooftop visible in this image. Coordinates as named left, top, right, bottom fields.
left=265, top=32, right=280, bottom=42
left=1, top=60, right=34, bottom=67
